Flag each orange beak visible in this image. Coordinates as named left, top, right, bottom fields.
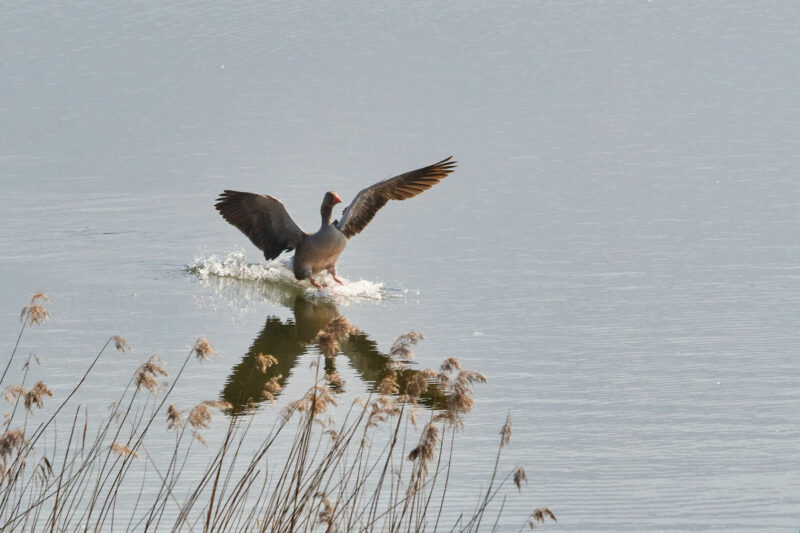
left=332, top=193, right=342, bottom=204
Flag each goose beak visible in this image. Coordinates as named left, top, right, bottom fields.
left=332, top=193, right=342, bottom=204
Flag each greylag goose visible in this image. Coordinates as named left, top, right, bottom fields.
left=215, top=156, right=456, bottom=289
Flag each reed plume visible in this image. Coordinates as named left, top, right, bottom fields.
left=111, top=442, right=138, bottom=458
left=19, top=293, right=50, bottom=326
left=440, top=356, right=461, bottom=372
left=262, top=375, right=282, bottom=402
left=28, top=292, right=49, bottom=304
left=434, top=360, right=487, bottom=428
left=390, top=330, right=425, bottom=359
left=281, top=398, right=308, bottom=421
left=192, top=337, right=217, bottom=361
left=255, top=353, right=277, bottom=373
left=188, top=400, right=231, bottom=432
left=23, top=381, right=53, bottom=412
left=135, top=355, right=167, bottom=394
left=311, top=383, right=337, bottom=413
left=324, top=316, right=360, bottom=338
left=316, top=332, right=339, bottom=359
left=324, top=370, right=343, bottom=389
left=500, top=413, right=512, bottom=448
left=4, top=293, right=51, bottom=388
left=0, top=429, right=25, bottom=460
left=315, top=316, right=359, bottom=358
left=377, top=373, right=399, bottom=396
left=166, top=404, right=183, bottom=430
left=514, top=466, right=527, bottom=491
left=4, top=386, right=24, bottom=404
left=112, top=335, right=130, bottom=353
left=403, top=369, right=435, bottom=403
left=528, top=508, right=557, bottom=528
left=366, top=395, right=401, bottom=430
left=408, top=422, right=438, bottom=472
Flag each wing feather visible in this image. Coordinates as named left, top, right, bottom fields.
left=215, top=191, right=307, bottom=260
left=336, top=156, right=456, bottom=238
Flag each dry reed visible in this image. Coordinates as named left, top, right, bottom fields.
left=192, top=337, right=217, bottom=361
left=19, top=293, right=50, bottom=327
left=23, top=381, right=52, bottom=412
left=255, top=353, right=277, bottom=373
left=501, top=413, right=513, bottom=448
left=135, top=355, right=167, bottom=394
left=528, top=507, right=557, bottom=528
left=0, top=294, right=554, bottom=531
left=389, top=330, right=425, bottom=359
left=112, top=335, right=130, bottom=353
left=513, top=466, right=527, bottom=491
left=110, top=443, right=138, bottom=458
left=315, top=316, right=359, bottom=358
left=262, top=376, right=283, bottom=402
left=324, top=370, right=343, bottom=389
left=166, top=404, right=183, bottom=430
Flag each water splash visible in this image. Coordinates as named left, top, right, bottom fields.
left=187, top=251, right=386, bottom=303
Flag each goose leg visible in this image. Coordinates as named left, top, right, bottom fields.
left=308, top=277, right=323, bottom=290
left=328, top=266, right=345, bottom=285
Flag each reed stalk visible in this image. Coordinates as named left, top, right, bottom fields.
left=0, top=294, right=554, bottom=531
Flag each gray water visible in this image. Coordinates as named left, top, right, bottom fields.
left=2, top=2, right=799, bottom=531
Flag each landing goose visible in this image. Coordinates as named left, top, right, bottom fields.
left=215, top=157, right=456, bottom=288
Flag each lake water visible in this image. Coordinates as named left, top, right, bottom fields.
left=2, top=2, right=799, bottom=531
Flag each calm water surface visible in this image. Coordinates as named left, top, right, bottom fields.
left=1, top=2, right=799, bottom=531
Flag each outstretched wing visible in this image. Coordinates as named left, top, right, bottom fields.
left=335, top=156, right=457, bottom=239
left=215, top=191, right=307, bottom=259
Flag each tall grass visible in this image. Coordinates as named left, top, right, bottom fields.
left=0, top=294, right=555, bottom=531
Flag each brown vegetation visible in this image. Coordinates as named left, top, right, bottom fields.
left=0, top=293, right=554, bottom=531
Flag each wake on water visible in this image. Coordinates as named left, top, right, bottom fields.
left=187, top=251, right=389, bottom=303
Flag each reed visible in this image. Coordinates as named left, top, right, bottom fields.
left=0, top=294, right=555, bottom=531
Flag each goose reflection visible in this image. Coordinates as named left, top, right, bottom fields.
left=221, top=295, right=443, bottom=413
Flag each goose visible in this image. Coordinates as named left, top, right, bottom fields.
left=215, top=156, right=456, bottom=289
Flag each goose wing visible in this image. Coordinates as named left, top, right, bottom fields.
left=215, top=191, right=307, bottom=259
left=335, top=156, right=456, bottom=239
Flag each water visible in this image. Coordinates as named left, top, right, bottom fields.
left=2, top=2, right=800, bottom=530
